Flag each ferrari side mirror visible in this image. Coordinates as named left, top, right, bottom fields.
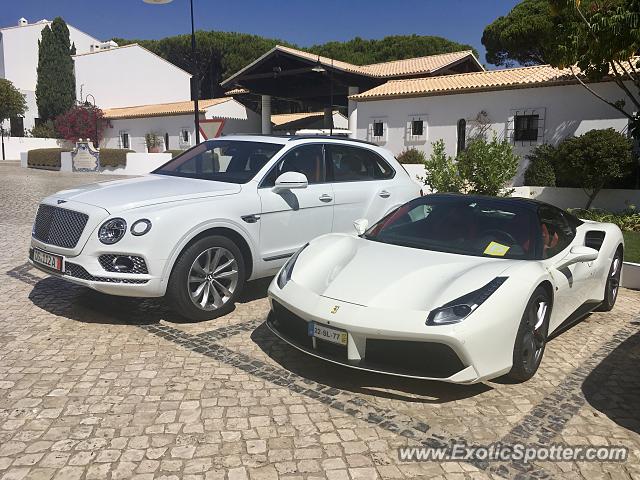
left=353, top=218, right=369, bottom=236
left=555, top=245, right=599, bottom=270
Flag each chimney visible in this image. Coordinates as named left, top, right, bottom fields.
left=18, top=17, right=28, bottom=27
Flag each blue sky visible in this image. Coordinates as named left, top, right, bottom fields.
left=1, top=1, right=520, bottom=66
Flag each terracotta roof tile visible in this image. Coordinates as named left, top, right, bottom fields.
left=275, top=45, right=481, bottom=78
left=350, top=64, right=581, bottom=100
left=103, top=98, right=232, bottom=119
left=224, top=88, right=250, bottom=96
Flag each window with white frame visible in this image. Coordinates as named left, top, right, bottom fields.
left=405, top=116, right=427, bottom=143
left=179, top=128, right=191, bottom=148
left=368, top=119, right=387, bottom=143
left=509, top=108, right=545, bottom=145
left=119, top=131, right=130, bottom=149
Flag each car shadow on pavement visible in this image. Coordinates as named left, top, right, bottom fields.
left=249, top=323, right=491, bottom=403
left=582, top=327, right=640, bottom=434
left=236, top=277, right=271, bottom=304
left=27, top=277, right=189, bottom=325
left=26, top=274, right=273, bottom=325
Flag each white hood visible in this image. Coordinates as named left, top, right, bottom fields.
left=48, top=175, right=241, bottom=213
left=291, top=234, right=518, bottom=311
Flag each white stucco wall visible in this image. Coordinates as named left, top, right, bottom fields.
left=1, top=136, right=69, bottom=161
left=0, top=20, right=99, bottom=132
left=102, top=114, right=197, bottom=152
left=73, top=45, right=191, bottom=110
left=0, top=21, right=99, bottom=91
left=355, top=81, right=631, bottom=185
left=101, top=100, right=260, bottom=152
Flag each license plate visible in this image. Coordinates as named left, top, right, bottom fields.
left=32, top=248, right=64, bottom=272
left=308, top=322, right=348, bottom=346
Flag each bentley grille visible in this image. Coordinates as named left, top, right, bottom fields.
left=32, top=204, right=89, bottom=248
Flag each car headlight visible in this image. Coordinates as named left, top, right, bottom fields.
left=426, top=277, right=507, bottom=326
left=98, top=218, right=127, bottom=245
left=277, top=243, right=309, bottom=289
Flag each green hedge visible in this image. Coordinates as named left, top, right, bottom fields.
left=568, top=208, right=640, bottom=232
left=100, top=149, right=134, bottom=168
left=27, top=148, right=69, bottom=169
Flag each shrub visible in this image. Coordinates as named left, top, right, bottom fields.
left=54, top=104, right=106, bottom=147
left=524, top=144, right=556, bottom=187
left=567, top=207, right=640, bottom=232
left=555, top=129, right=633, bottom=208
left=27, top=148, right=68, bottom=169
left=396, top=148, right=426, bottom=164
left=457, top=134, right=519, bottom=196
left=422, top=140, right=462, bottom=193
left=28, top=121, right=58, bottom=139
left=99, top=148, right=133, bottom=169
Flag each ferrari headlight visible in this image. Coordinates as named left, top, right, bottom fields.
left=276, top=243, right=309, bottom=289
left=98, top=218, right=127, bottom=245
left=426, top=277, right=507, bottom=326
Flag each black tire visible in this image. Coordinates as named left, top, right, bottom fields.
left=166, top=235, right=246, bottom=321
left=507, top=286, right=551, bottom=382
left=595, top=248, right=623, bottom=312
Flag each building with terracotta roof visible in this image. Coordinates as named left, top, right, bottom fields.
left=351, top=63, right=635, bottom=184
left=221, top=45, right=483, bottom=136
left=101, top=98, right=260, bottom=152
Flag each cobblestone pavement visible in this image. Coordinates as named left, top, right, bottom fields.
left=0, top=164, right=639, bottom=480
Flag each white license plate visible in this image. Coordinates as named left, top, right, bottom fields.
left=33, top=248, right=64, bottom=272
left=308, top=322, right=348, bottom=346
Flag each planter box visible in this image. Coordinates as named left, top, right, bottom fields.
left=622, top=262, right=640, bottom=290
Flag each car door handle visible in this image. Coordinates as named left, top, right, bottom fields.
left=319, top=194, right=333, bottom=203
left=379, top=190, right=391, bottom=198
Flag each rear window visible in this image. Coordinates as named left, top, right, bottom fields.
left=326, top=144, right=394, bottom=182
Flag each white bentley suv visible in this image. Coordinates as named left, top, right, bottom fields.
left=29, top=136, right=420, bottom=320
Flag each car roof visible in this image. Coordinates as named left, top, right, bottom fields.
left=218, top=134, right=378, bottom=147
left=214, top=135, right=290, bottom=145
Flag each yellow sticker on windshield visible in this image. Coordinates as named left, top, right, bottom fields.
left=484, top=241, right=510, bottom=257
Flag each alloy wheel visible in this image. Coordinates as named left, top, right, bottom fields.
left=521, top=297, right=548, bottom=374
left=187, top=247, right=239, bottom=311
left=608, top=254, right=622, bottom=303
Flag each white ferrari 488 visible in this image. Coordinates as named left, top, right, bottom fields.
left=267, top=194, right=624, bottom=384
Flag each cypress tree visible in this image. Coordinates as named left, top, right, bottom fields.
left=36, top=17, right=76, bottom=122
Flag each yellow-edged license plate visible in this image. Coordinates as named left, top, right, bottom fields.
left=308, top=322, right=348, bottom=346
left=33, top=248, right=64, bottom=272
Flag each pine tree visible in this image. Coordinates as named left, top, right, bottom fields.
left=36, top=17, right=76, bottom=122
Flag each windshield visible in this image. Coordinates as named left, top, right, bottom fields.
left=364, top=196, right=538, bottom=260
left=153, top=140, right=284, bottom=184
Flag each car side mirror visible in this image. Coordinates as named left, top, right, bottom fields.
left=273, top=171, right=308, bottom=192
left=555, top=245, right=599, bottom=270
left=353, top=218, right=369, bottom=236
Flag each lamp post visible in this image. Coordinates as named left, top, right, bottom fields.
left=143, top=0, right=201, bottom=145
left=84, top=94, right=99, bottom=148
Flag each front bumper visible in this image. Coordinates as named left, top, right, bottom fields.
left=28, top=245, right=164, bottom=297
left=267, top=280, right=518, bottom=384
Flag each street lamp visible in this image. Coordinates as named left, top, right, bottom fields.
left=143, top=0, right=201, bottom=144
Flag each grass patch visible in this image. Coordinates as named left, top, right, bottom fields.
left=623, top=231, right=640, bottom=264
